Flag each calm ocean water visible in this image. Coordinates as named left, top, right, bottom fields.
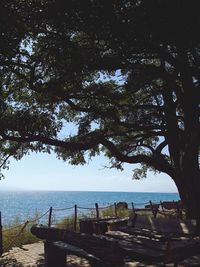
left=0, top=191, right=180, bottom=225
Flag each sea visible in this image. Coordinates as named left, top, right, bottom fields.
left=0, top=191, right=180, bottom=226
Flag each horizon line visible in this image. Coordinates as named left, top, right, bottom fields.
left=0, top=188, right=178, bottom=194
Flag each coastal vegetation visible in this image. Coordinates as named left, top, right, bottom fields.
left=2, top=221, right=39, bottom=252
left=0, top=1, right=199, bottom=218
left=2, top=206, right=130, bottom=251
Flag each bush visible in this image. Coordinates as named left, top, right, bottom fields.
left=100, top=205, right=133, bottom=218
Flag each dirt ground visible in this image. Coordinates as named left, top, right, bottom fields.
left=0, top=241, right=200, bottom=267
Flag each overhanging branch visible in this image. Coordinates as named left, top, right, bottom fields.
left=101, top=139, right=174, bottom=176
left=0, top=133, right=100, bottom=152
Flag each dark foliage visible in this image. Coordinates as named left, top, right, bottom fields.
left=0, top=1, right=199, bottom=217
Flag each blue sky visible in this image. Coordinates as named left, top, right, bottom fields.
left=0, top=151, right=178, bottom=192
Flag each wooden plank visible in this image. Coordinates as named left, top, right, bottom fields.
left=95, top=233, right=164, bottom=263
left=149, top=217, right=196, bottom=236
left=44, top=241, right=66, bottom=267
left=93, top=221, right=108, bottom=234
left=105, top=230, right=200, bottom=264
left=52, top=241, right=105, bottom=266
left=105, top=231, right=167, bottom=251
left=128, top=214, right=197, bottom=237
left=164, top=238, right=200, bottom=263
left=118, top=226, right=166, bottom=240
left=31, top=226, right=124, bottom=266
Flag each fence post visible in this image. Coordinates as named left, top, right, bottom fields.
left=149, top=200, right=158, bottom=218
left=74, top=204, right=77, bottom=232
left=131, top=202, right=135, bottom=214
left=114, top=202, right=117, bottom=217
left=95, top=203, right=99, bottom=219
left=160, top=200, right=166, bottom=217
left=48, top=207, right=53, bottom=227
left=0, top=212, right=3, bottom=255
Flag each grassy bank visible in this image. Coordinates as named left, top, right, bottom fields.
left=2, top=217, right=40, bottom=252
left=3, top=224, right=39, bottom=252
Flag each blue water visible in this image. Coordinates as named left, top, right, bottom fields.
left=0, top=191, right=180, bottom=225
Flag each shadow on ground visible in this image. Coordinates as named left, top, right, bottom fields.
left=0, top=255, right=44, bottom=267
left=0, top=258, right=24, bottom=267
left=0, top=254, right=91, bottom=267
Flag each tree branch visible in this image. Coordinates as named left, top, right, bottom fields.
left=101, top=139, right=174, bottom=176
left=0, top=133, right=100, bottom=152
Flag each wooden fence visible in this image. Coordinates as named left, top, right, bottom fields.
left=48, top=202, right=135, bottom=230
left=0, top=199, right=182, bottom=255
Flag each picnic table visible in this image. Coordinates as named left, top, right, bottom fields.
left=31, top=220, right=200, bottom=267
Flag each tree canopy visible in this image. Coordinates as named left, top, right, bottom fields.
left=0, top=1, right=200, bottom=217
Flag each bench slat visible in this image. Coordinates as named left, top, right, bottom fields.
left=96, top=233, right=164, bottom=263
left=52, top=241, right=105, bottom=266
left=31, top=226, right=124, bottom=266
left=105, top=230, right=167, bottom=251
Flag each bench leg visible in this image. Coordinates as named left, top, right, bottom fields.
left=44, top=241, right=66, bottom=267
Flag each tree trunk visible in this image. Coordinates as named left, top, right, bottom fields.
left=175, top=165, right=200, bottom=219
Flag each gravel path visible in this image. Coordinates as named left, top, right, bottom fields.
left=0, top=241, right=200, bottom=266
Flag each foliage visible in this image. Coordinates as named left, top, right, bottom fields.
left=3, top=222, right=39, bottom=252
left=3, top=226, right=39, bottom=252
left=101, top=206, right=132, bottom=218
left=55, top=215, right=76, bottom=231
left=0, top=1, right=200, bottom=216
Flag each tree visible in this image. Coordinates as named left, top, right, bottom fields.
left=0, top=1, right=200, bottom=218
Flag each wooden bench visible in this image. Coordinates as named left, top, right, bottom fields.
left=31, top=224, right=200, bottom=267
left=31, top=226, right=125, bottom=267
left=44, top=241, right=105, bottom=267
left=125, top=214, right=197, bottom=238
left=116, top=214, right=200, bottom=266
left=31, top=225, right=166, bottom=266
left=104, top=230, right=200, bottom=266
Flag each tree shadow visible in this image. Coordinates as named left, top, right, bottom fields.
left=0, top=258, right=24, bottom=267
left=0, top=252, right=45, bottom=267
left=35, top=258, right=45, bottom=267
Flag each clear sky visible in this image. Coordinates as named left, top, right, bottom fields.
left=0, top=151, right=178, bottom=193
